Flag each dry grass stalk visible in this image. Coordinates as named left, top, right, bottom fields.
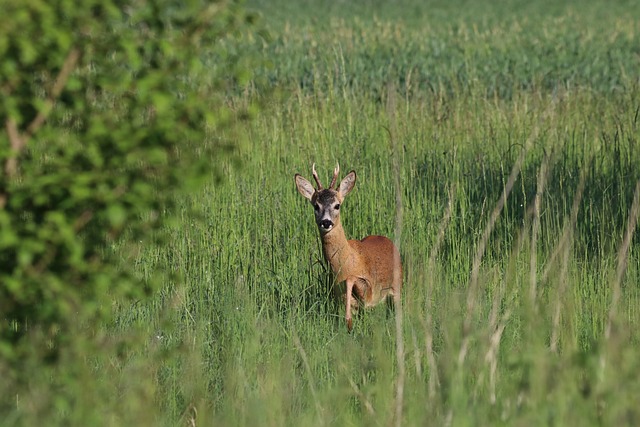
left=457, top=143, right=528, bottom=368
left=605, top=179, right=640, bottom=340
left=386, top=82, right=405, bottom=427
left=529, top=151, right=552, bottom=306
left=549, top=169, right=587, bottom=352
left=347, top=374, right=376, bottom=416
left=293, top=333, right=324, bottom=425
left=423, top=182, right=456, bottom=399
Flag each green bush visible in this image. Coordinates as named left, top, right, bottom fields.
left=0, top=0, right=255, bottom=385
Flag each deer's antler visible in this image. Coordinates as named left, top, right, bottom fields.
left=312, top=163, right=324, bottom=189
left=329, top=162, right=340, bottom=189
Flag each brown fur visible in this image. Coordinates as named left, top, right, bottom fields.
left=295, top=165, right=403, bottom=331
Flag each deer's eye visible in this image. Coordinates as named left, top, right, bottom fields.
left=314, top=203, right=320, bottom=211
left=334, top=204, right=341, bottom=210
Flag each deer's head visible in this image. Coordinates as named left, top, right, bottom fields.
left=295, top=163, right=356, bottom=235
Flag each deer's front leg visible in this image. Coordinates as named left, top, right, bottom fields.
left=345, top=278, right=371, bottom=331
left=345, top=278, right=356, bottom=332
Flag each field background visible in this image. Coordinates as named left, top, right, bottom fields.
left=9, top=0, right=640, bottom=425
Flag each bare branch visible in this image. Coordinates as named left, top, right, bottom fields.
left=4, top=119, right=23, bottom=178
left=2, top=48, right=80, bottom=205
left=26, top=48, right=80, bottom=138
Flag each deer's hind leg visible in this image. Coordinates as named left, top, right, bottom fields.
left=353, top=277, right=373, bottom=305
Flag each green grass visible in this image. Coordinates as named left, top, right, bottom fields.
left=6, top=0, right=640, bottom=425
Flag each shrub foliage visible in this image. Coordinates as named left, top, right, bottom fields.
left=0, top=0, right=253, bottom=369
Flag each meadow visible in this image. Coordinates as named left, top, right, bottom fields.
left=9, top=0, right=640, bottom=425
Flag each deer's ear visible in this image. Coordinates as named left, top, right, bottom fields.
left=338, top=171, right=356, bottom=197
left=295, top=174, right=315, bottom=201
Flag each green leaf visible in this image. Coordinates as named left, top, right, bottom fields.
left=106, top=204, right=127, bottom=228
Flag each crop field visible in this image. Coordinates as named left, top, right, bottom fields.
left=6, top=0, right=640, bottom=425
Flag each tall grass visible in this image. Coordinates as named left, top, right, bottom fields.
left=5, top=1, right=640, bottom=425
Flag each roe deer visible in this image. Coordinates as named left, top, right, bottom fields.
left=294, top=163, right=402, bottom=331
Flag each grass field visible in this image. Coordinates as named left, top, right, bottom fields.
left=7, top=0, right=640, bottom=425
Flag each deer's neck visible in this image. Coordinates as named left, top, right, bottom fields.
left=320, top=222, right=356, bottom=280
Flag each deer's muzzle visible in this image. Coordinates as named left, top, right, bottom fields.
left=319, top=219, right=333, bottom=230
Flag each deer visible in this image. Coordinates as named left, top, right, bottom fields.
left=294, top=163, right=402, bottom=331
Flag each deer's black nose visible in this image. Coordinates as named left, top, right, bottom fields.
left=320, top=219, right=333, bottom=229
